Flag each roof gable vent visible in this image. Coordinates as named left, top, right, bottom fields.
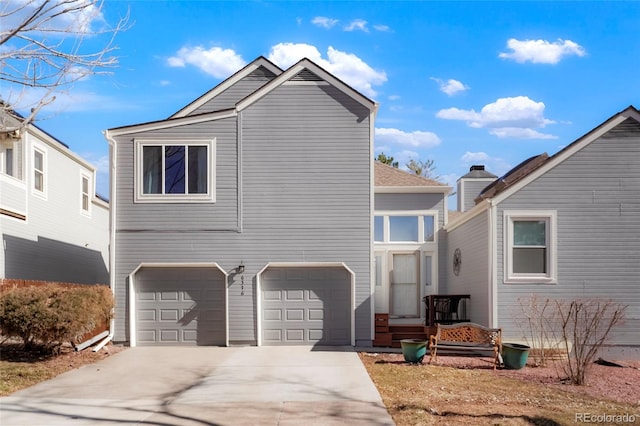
left=292, top=69, right=323, bottom=82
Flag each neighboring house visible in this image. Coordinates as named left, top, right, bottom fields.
left=0, top=109, right=109, bottom=285
left=373, top=162, right=451, bottom=325
left=104, top=57, right=376, bottom=347
left=443, top=106, right=640, bottom=354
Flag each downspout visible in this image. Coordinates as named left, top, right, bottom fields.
left=488, top=200, right=498, bottom=328
left=102, top=130, right=118, bottom=345
left=92, top=319, right=114, bottom=352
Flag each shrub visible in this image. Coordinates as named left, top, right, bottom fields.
left=556, top=299, right=626, bottom=385
left=0, top=284, right=113, bottom=352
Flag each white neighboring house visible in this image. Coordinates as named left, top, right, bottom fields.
left=0, top=110, right=109, bottom=284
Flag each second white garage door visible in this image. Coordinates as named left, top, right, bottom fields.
left=261, top=266, right=351, bottom=345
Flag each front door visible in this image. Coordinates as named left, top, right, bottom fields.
left=390, top=251, right=420, bottom=318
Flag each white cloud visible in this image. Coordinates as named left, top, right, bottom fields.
left=499, top=38, right=586, bottom=64
left=167, top=46, right=247, bottom=79
left=267, top=43, right=387, bottom=97
left=436, top=96, right=557, bottom=139
left=312, top=16, right=339, bottom=29
left=461, top=151, right=489, bottom=163
left=344, top=19, right=369, bottom=32
left=490, top=127, right=557, bottom=139
left=431, top=77, right=469, bottom=96
left=375, top=127, right=441, bottom=148
left=461, top=152, right=512, bottom=176
left=373, top=24, right=391, bottom=32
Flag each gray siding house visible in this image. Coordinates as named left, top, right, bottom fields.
left=105, top=57, right=377, bottom=347
left=1, top=109, right=109, bottom=284
left=443, top=106, right=640, bottom=355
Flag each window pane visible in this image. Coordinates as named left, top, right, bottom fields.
left=143, top=146, right=162, bottom=194
left=6, top=148, right=13, bottom=176
left=34, top=151, right=43, bottom=171
left=165, top=146, right=185, bottom=194
left=424, top=216, right=435, bottom=242
left=82, top=177, right=89, bottom=211
left=188, top=146, right=208, bottom=194
left=34, top=171, right=43, bottom=191
left=514, top=221, right=546, bottom=246
left=513, top=247, right=546, bottom=273
left=390, top=216, right=419, bottom=242
left=374, top=216, right=384, bottom=242
left=82, top=177, right=89, bottom=194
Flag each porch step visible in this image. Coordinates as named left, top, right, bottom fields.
left=374, top=324, right=430, bottom=348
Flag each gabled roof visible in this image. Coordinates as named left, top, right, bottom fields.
left=171, top=57, right=283, bottom=118
left=375, top=161, right=451, bottom=193
left=106, top=57, right=378, bottom=136
left=236, top=57, right=377, bottom=112
left=476, top=105, right=640, bottom=204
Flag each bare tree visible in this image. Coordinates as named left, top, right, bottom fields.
left=1, top=0, right=129, bottom=130
left=556, top=299, right=626, bottom=385
left=406, top=158, right=439, bottom=180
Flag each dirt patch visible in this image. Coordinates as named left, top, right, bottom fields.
left=361, top=352, right=640, bottom=425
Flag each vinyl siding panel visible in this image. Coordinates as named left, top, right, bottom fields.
left=444, top=210, right=491, bottom=325
left=113, top=117, right=239, bottom=231
left=496, top=118, right=640, bottom=345
left=112, top=80, right=372, bottom=344
left=188, top=67, right=277, bottom=115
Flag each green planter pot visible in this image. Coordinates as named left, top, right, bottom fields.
left=401, top=339, right=427, bottom=363
left=502, top=343, right=530, bottom=370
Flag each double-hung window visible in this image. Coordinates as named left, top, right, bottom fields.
left=33, top=147, right=46, bottom=196
left=81, top=173, right=91, bottom=215
left=135, top=140, right=215, bottom=203
left=504, top=210, right=557, bottom=283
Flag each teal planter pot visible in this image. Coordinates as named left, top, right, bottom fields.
left=502, top=343, right=530, bottom=370
left=401, top=339, right=427, bottom=363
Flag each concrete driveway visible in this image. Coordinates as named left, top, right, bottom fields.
left=0, top=346, right=395, bottom=425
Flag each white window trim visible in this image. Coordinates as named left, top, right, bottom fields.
left=80, top=171, right=92, bottom=216
left=374, top=210, right=438, bottom=244
left=32, top=145, right=47, bottom=199
left=504, top=210, right=557, bottom=284
left=134, top=139, right=216, bottom=203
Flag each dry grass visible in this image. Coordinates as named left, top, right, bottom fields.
left=0, top=341, right=122, bottom=396
left=360, top=352, right=639, bottom=425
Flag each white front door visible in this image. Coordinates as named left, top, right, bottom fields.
left=390, top=251, right=420, bottom=318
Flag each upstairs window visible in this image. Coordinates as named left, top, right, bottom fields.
left=505, top=210, right=557, bottom=284
left=33, top=147, right=46, bottom=196
left=1, top=137, right=23, bottom=180
left=135, top=140, right=215, bottom=203
left=81, top=174, right=91, bottom=214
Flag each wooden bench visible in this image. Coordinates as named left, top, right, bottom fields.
left=429, top=322, right=502, bottom=370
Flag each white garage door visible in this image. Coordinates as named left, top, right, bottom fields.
left=261, top=266, right=351, bottom=345
left=135, top=267, right=226, bottom=346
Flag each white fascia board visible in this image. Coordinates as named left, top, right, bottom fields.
left=491, top=113, right=633, bottom=206
left=444, top=199, right=491, bottom=232
left=171, top=58, right=283, bottom=118
left=28, top=125, right=96, bottom=173
left=375, top=185, right=452, bottom=195
left=237, top=59, right=376, bottom=113
left=106, top=109, right=237, bottom=137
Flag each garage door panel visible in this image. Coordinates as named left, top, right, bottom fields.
left=135, top=267, right=226, bottom=346
left=262, top=267, right=351, bottom=346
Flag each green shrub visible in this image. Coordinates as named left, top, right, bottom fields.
left=0, top=284, right=113, bottom=351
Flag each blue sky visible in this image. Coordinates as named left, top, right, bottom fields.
left=8, top=1, right=640, bottom=202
